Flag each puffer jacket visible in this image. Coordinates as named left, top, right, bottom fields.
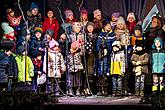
left=15, top=55, right=34, bottom=82
left=0, top=52, right=9, bottom=83
left=151, top=37, right=165, bottom=73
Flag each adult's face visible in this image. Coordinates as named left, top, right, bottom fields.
left=151, top=18, right=158, bottom=28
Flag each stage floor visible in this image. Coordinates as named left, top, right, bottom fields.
left=43, top=95, right=152, bottom=110
left=57, top=95, right=148, bottom=105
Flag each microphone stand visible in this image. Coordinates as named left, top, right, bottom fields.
left=44, top=34, right=49, bottom=93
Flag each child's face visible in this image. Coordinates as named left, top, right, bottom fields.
left=46, top=34, right=52, bottom=42
left=134, top=30, right=141, bottom=36
left=31, top=8, right=38, bottom=16
left=36, top=55, right=42, bottom=60
left=117, top=23, right=124, bottom=30
left=73, top=27, right=81, bottom=33
left=111, top=16, right=117, bottom=22
left=95, top=15, right=102, bottom=21
left=155, top=40, right=161, bottom=48
left=87, top=25, right=94, bottom=33
left=128, top=17, right=134, bottom=23
left=35, top=32, right=42, bottom=39
left=68, top=15, right=74, bottom=21
left=104, top=23, right=111, bottom=32
left=82, top=14, right=88, bottom=21
left=47, top=11, right=54, bottom=18
left=8, top=31, right=14, bottom=36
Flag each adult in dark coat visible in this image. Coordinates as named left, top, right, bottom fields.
left=144, top=16, right=165, bottom=53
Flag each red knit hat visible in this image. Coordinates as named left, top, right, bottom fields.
left=80, top=7, right=88, bottom=15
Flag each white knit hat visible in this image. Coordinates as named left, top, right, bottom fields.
left=93, top=9, right=101, bottom=18
left=117, top=16, right=126, bottom=25
left=127, top=12, right=136, bottom=21
left=64, top=9, right=73, bottom=19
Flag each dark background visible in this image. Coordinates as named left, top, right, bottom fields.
left=1, top=0, right=165, bottom=24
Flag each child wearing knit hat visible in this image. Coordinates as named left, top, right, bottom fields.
left=64, top=9, right=74, bottom=20
left=131, top=24, right=146, bottom=47
left=1, top=22, right=16, bottom=41
left=92, top=9, right=103, bottom=34
left=26, top=2, right=42, bottom=35
left=29, top=27, right=45, bottom=58
left=43, top=38, right=66, bottom=95
left=93, top=9, right=102, bottom=19
left=114, top=16, right=130, bottom=46
left=110, top=40, right=125, bottom=96
left=66, top=41, right=84, bottom=96
left=80, top=7, right=88, bottom=26
left=110, top=12, right=120, bottom=31
left=126, top=12, right=137, bottom=35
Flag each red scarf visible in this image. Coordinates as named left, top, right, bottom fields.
left=4, top=34, right=16, bottom=41
left=32, top=59, right=42, bottom=69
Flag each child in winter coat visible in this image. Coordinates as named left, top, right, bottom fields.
left=15, top=45, right=34, bottom=84
left=42, top=8, right=59, bottom=41
left=29, top=27, right=45, bottom=58
left=110, top=12, right=120, bottom=31
left=126, top=12, right=137, bottom=35
left=60, top=9, right=76, bottom=35
left=32, top=52, right=45, bottom=92
left=80, top=8, right=88, bottom=27
left=131, top=40, right=149, bottom=96
left=43, top=40, right=66, bottom=95
left=69, top=22, right=85, bottom=54
left=131, top=24, right=146, bottom=46
left=6, top=8, right=22, bottom=32
left=92, top=9, right=103, bottom=34
left=0, top=49, right=16, bottom=91
left=67, top=41, right=84, bottom=96
left=83, top=22, right=97, bottom=95
left=24, top=2, right=42, bottom=35
left=96, top=19, right=116, bottom=96
left=1, top=22, right=16, bottom=41
left=151, top=37, right=165, bottom=92
left=110, top=41, right=125, bottom=96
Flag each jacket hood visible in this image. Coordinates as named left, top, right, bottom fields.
left=152, top=37, right=164, bottom=49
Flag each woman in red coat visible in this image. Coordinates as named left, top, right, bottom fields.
left=43, top=8, right=59, bottom=41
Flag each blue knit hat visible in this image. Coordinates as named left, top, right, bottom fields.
left=30, top=2, right=39, bottom=10
left=152, top=37, right=164, bottom=49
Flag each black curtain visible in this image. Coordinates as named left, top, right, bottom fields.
left=46, top=0, right=152, bottom=23
left=1, top=0, right=165, bottom=24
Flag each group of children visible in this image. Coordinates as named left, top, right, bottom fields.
left=0, top=2, right=165, bottom=98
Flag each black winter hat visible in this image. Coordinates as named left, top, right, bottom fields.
left=46, top=30, right=54, bottom=37
left=17, top=45, right=25, bottom=55
left=102, top=19, right=110, bottom=27
left=134, top=24, right=142, bottom=32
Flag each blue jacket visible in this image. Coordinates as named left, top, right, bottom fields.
left=96, top=30, right=116, bottom=57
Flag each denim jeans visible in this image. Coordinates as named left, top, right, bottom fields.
left=135, top=74, right=145, bottom=91
left=112, top=75, right=122, bottom=91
